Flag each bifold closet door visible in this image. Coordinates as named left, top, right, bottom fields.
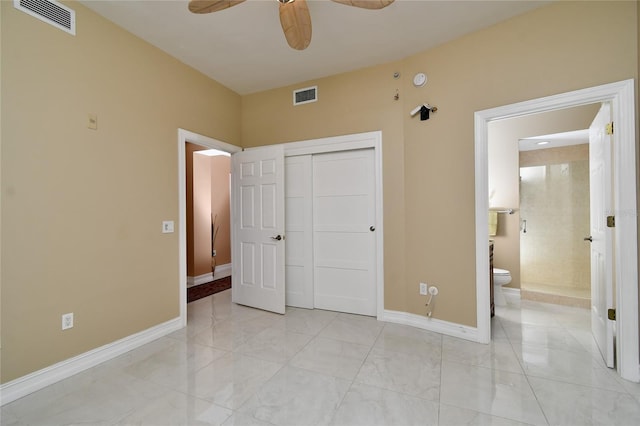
left=312, top=149, right=377, bottom=316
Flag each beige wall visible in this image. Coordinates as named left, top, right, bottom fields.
left=242, top=1, right=637, bottom=326
left=186, top=142, right=206, bottom=277
left=210, top=156, right=231, bottom=266
left=488, top=104, right=599, bottom=289
left=520, top=146, right=591, bottom=292
left=187, top=150, right=231, bottom=277
left=193, top=153, right=213, bottom=276
left=0, top=1, right=241, bottom=382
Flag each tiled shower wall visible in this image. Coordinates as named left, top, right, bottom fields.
left=519, top=145, right=591, bottom=295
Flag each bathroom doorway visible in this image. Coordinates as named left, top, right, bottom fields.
left=488, top=103, right=599, bottom=308
left=476, top=80, right=638, bottom=382
left=518, top=133, right=591, bottom=307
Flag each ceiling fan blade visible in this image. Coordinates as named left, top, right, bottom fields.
left=279, top=0, right=312, bottom=50
left=331, top=0, right=394, bottom=9
left=188, top=0, right=246, bottom=14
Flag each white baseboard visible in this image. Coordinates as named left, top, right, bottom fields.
left=502, top=287, right=521, bottom=297
left=187, top=272, right=212, bottom=287
left=381, top=309, right=481, bottom=343
left=212, top=263, right=232, bottom=281
left=0, top=317, right=182, bottom=406
left=187, top=263, right=231, bottom=288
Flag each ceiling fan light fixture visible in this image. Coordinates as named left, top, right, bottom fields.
left=279, top=0, right=311, bottom=50
left=188, top=0, right=394, bottom=51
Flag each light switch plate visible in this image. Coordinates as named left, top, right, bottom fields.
left=162, top=221, right=174, bottom=233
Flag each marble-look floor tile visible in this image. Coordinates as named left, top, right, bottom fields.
left=5, top=371, right=166, bottom=425
left=270, top=307, right=338, bottom=335
left=0, top=407, right=23, bottom=426
left=318, top=313, right=384, bottom=346
left=238, top=366, right=351, bottom=426
left=373, top=322, right=442, bottom=356
left=442, top=336, right=523, bottom=374
left=178, top=352, right=282, bottom=409
left=8, top=293, right=640, bottom=426
left=330, top=382, right=439, bottom=426
left=495, top=306, right=559, bottom=328
left=564, top=327, right=610, bottom=365
left=513, top=344, right=625, bottom=392
left=354, top=347, right=441, bottom=401
left=115, top=390, right=233, bottom=425
left=491, top=318, right=510, bottom=343
left=222, top=412, right=276, bottom=426
left=438, top=404, right=534, bottom=426
left=122, top=339, right=228, bottom=389
left=91, top=336, right=179, bottom=375
left=548, top=308, right=591, bottom=331
left=440, top=361, right=547, bottom=426
left=501, top=322, right=585, bottom=354
left=290, top=336, right=370, bottom=380
left=235, top=327, right=313, bottom=364
left=611, top=374, right=640, bottom=405
left=192, top=313, right=278, bottom=351
left=206, top=295, right=273, bottom=324
left=529, top=376, right=640, bottom=425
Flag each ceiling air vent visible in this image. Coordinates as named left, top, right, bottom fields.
left=14, top=0, right=75, bottom=35
left=293, top=86, right=317, bottom=106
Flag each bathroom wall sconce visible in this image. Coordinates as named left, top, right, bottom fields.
left=410, top=103, right=438, bottom=121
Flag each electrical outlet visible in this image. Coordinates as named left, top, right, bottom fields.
left=212, top=249, right=217, bottom=257
left=419, top=282, right=428, bottom=295
left=62, top=313, right=74, bottom=330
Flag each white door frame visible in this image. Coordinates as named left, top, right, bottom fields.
left=177, top=129, right=241, bottom=326
left=474, top=79, right=639, bottom=382
left=283, top=130, right=385, bottom=319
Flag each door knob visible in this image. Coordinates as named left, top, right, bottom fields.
left=370, top=226, right=376, bottom=232
left=271, top=235, right=282, bottom=241
left=584, top=236, right=593, bottom=242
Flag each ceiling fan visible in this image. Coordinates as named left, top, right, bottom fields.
left=188, top=0, right=395, bottom=50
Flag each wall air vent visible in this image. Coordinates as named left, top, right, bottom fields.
left=293, top=86, right=317, bottom=106
left=14, top=0, right=75, bottom=35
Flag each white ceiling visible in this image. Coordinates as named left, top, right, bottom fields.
left=519, top=129, right=590, bottom=151
left=79, top=0, right=549, bottom=95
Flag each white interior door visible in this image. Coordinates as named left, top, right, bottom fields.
left=589, top=102, right=614, bottom=367
left=284, top=155, right=314, bottom=309
left=312, top=149, right=377, bottom=316
left=231, top=146, right=285, bottom=314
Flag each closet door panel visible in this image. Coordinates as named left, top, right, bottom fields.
left=284, top=156, right=314, bottom=309
left=313, top=149, right=376, bottom=316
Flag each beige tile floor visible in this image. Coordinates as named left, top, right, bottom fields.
left=3, top=290, right=640, bottom=425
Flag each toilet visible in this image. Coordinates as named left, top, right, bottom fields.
left=493, top=268, right=511, bottom=306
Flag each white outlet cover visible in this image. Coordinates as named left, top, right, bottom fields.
left=419, top=283, right=428, bottom=295
left=62, top=313, right=74, bottom=330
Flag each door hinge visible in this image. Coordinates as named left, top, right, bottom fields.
left=608, top=308, right=616, bottom=321
left=606, top=215, right=615, bottom=228
left=605, top=122, right=614, bottom=135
